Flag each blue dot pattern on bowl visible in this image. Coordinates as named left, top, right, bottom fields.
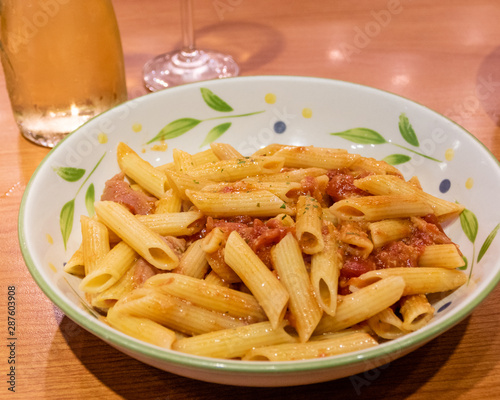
left=439, top=179, right=451, bottom=193
left=274, top=121, right=286, bottom=134
left=437, top=302, right=452, bottom=313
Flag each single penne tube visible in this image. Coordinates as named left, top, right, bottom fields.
left=204, top=270, right=232, bottom=287
left=273, top=145, right=359, bottom=169
left=339, top=222, right=373, bottom=258
left=348, top=267, right=467, bottom=296
left=164, top=169, right=213, bottom=201
left=329, top=195, right=434, bottom=221
left=173, top=148, right=195, bottom=173
left=210, top=142, right=244, bottom=160
left=155, top=189, right=183, bottom=213
left=80, top=215, right=110, bottom=276
left=156, top=148, right=219, bottom=172
left=251, top=143, right=289, bottom=157
left=224, top=231, right=289, bottom=329
left=367, top=308, right=408, bottom=340
left=314, top=276, right=405, bottom=334
left=271, top=233, right=323, bottom=342
left=187, top=156, right=285, bottom=182
left=368, top=218, right=412, bottom=248
left=311, top=228, right=342, bottom=316
left=244, top=167, right=328, bottom=183
left=295, top=195, right=324, bottom=254
left=206, top=248, right=241, bottom=283
left=173, top=239, right=209, bottom=279
left=172, top=321, right=296, bottom=359
left=190, top=148, right=220, bottom=166
left=79, top=241, right=138, bottom=294
left=201, top=180, right=302, bottom=203
left=243, top=332, right=378, bottom=361
left=350, top=157, right=403, bottom=176
left=143, top=273, right=267, bottom=322
left=200, top=227, right=226, bottom=253
left=106, top=306, right=176, bottom=349
left=94, top=201, right=179, bottom=270
left=135, top=210, right=204, bottom=236
left=114, top=288, right=246, bottom=335
left=418, top=244, right=465, bottom=269
left=309, top=325, right=373, bottom=341
left=269, top=213, right=295, bottom=227
left=63, top=244, right=85, bottom=276
left=92, top=260, right=140, bottom=309
left=399, top=294, right=435, bottom=331
left=116, top=142, right=169, bottom=198
left=353, top=174, right=465, bottom=221
left=185, top=189, right=294, bottom=217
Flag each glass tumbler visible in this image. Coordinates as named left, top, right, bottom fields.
left=0, top=0, right=128, bottom=148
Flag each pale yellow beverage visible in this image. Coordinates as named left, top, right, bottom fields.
left=0, top=0, right=128, bottom=147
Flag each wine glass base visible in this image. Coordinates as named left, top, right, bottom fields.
left=143, top=49, right=239, bottom=92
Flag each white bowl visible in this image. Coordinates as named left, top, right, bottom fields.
left=19, top=76, right=500, bottom=387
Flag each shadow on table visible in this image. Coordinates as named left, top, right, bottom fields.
left=50, top=309, right=494, bottom=400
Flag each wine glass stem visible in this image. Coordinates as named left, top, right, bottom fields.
left=180, top=0, right=196, bottom=56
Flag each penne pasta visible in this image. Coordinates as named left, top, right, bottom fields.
left=173, top=321, right=296, bottom=359
left=67, top=142, right=468, bottom=361
left=295, top=195, right=324, bottom=254
left=144, top=273, right=267, bottom=322
left=201, top=180, right=302, bottom=203
left=348, top=267, right=467, bottom=296
left=155, top=189, right=183, bottom=213
left=310, top=227, right=342, bottom=316
left=418, top=244, right=465, bottom=269
left=94, top=201, right=179, bottom=270
left=172, top=239, right=209, bottom=279
left=368, top=218, right=412, bottom=248
left=353, top=174, right=465, bottom=221
left=314, top=276, right=406, bottom=334
left=367, top=308, right=408, bottom=339
left=271, top=233, right=323, bottom=342
left=117, top=142, right=169, bottom=198
left=273, top=145, right=358, bottom=169
left=339, top=222, right=373, bottom=258
left=135, top=210, right=204, bottom=236
left=243, top=331, right=378, bottom=361
left=187, top=156, right=285, bottom=182
left=185, top=189, right=294, bottom=218
left=63, top=244, right=85, bottom=276
left=399, top=294, right=435, bottom=331
left=106, top=306, right=176, bottom=349
left=210, top=142, right=244, bottom=160
left=114, top=288, right=246, bottom=336
left=330, top=195, right=434, bottom=221
left=80, top=215, right=110, bottom=276
left=224, top=231, right=289, bottom=329
left=79, top=241, right=138, bottom=294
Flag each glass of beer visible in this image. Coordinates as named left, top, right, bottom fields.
left=0, top=0, right=128, bottom=148
left=143, top=0, right=239, bottom=91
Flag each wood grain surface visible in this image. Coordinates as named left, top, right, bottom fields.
left=1, top=0, right=499, bottom=398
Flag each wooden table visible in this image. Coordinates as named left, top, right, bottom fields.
left=1, top=0, right=500, bottom=398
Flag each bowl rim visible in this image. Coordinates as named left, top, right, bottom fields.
left=18, top=75, right=500, bottom=375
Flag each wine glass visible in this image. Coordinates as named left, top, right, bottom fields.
left=143, top=0, right=239, bottom=91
